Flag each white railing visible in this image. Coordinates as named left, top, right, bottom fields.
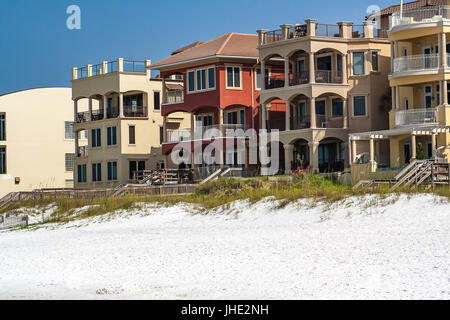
left=390, top=6, right=450, bottom=29
left=395, top=108, right=437, bottom=126
left=393, top=54, right=439, bottom=73
left=77, top=146, right=88, bottom=158
left=166, top=129, right=191, bottom=143
left=164, top=90, right=184, bottom=104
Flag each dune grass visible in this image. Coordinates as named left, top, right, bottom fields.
left=2, top=173, right=449, bottom=224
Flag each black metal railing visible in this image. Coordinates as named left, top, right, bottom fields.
left=315, top=70, right=342, bottom=84
left=352, top=25, right=365, bottom=38
left=265, top=75, right=285, bottom=89
left=374, top=28, right=388, bottom=38
left=319, top=159, right=345, bottom=173
left=123, top=105, right=147, bottom=118
left=107, top=107, right=120, bottom=119
left=265, top=29, right=283, bottom=44
left=107, top=60, right=117, bottom=73
left=291, top=115, right=311, bottom=130
left=92, top=63, right=103, bottom=76
left=290, top=72, right=309, bottom=86
left=77, top=67, right=87, bottom=79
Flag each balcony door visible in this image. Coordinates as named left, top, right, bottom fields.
left=197, top=114, right=213, bottom=127
left=226, top=110, right=245, bottom=126
left=294, top=102, right=307, bottom=128
left=423, top=46, right=432, bottom=69
left=424, top=85, right=433, bottom=108
left=129, top=160, right=145, bottom=180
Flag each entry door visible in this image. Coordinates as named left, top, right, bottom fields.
left=297, top=59, right=306, bottom=75
left=129, top=160, right=145, bottom=180
left=404, top=143, right=412, bottom=164
left=227, top=111, right=238, bottom=124
left=198, top=115, right=213, bottom=127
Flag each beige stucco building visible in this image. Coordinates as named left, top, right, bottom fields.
left=351, top=4, right=450, bottom=180
left=72, top=58, right=190, bottom=189
left=257, top=20, right=391, bottom=173
left=0, top=87, right=88, bottom=198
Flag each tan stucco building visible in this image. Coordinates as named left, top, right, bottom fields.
left=0, top=87, right=88, bottom=198
left=351, top=3, right=450, bottom=179
left=257, top=19, right=391, bottom=173
left=71, top=58, right=190, bottom=188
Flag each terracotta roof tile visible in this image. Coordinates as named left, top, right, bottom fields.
left=151, top=33, right=258, bottom=69
left=368, top=0, right=449, bottom=18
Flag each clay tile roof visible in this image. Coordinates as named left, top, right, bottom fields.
left=151, top=33, right=258, bottom=69
left=368, top=0, right=448, bottom=18
left=171, top=41, right=206, bottom=55
left=165, top=83, right=183, bottom=91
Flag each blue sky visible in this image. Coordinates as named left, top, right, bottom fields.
left=0, top=0, right=398, bottom=94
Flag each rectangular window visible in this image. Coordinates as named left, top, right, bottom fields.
left=371, top=51, right=379, bottom=72
left=107, top=126, right=117, bottom=146
left=65, top=121, right=75, bottom=139
left=315, top=100, right=326, bottom=115
left=256, top=68, right=269, bottom=90
left=353, top=52, right=365, bottom=75
left=353, top=96, right=367, bottom=116
left=208, top=67, right=215, bottom=89
left=337, top=55, right=343, bottom=72
left=436, top=84, right=440, bottom=106
left=424, top=85, right=433, bottom=108
left=188, top=71, right=195, bottom=92
left=65, top=153, right=75, bottom=172
left=332, top=99, right=343, bottom=116
left=0, top=147, right=5, bottom=174
left=107, top=161, right=118, bottom=181
left=129, top=125, right=136, bottom=145
left=154, top=91, right=161, bottom=110
left=91, top=128, right=101, bottom=147
left=92, top=163, right=102, bottom=182
left=196, top=69, right=206, bottom=91
left=226, top=66, right=241, bottom=88
left=77, top=164, right=87, bottom=183
left=0, top=114, right=5, bottom=141
left=129, top=160, right=145, bottom=180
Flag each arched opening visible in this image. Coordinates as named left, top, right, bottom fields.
left=263, top=54, right=285, bottom=90
left=318, top=137, right=345, bottom=173
left=292, top=139, right=310, bottom=170
left=314, top=93, right=345, bottom=129
left=313, top=48, right=345, bottom=84
left=286, top=49, right=310, bottom=86
left=289, top=94, right=310, bottom=130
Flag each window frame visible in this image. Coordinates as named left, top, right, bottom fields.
left=129, top=125, right=136, bottom=145
left=153, top=91, right=161, bottom=110
left=371, top=51, right=379, bottom=72
left=91, top=128, right=101, bottom=148
left=0, top=114, right=5, bottom=141
left=65, top=121, right=75, bottom=140
left=107, top=161, right=118, bottom=181
left=0, top=146, right=6, bottom=174
left=107, top=126, right=117, bottom=146
left=352, top=51, right=366, bottom=76
left=331, top=98, right=344, bottom=117
left=225, top=65, right=242, bottom=90
left=187, top=65, right=216, bottom=94
left=92, top=162, right=102, bottom=182
left=65, top=153, right=75, bottom=172
left=77, top=164, right=87, bottom=183
left=255, top=67, right=271, bottom=91
left=352, top=95, right=368, bottom=117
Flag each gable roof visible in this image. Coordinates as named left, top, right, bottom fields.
left=151, top=33, right=258, bottom=69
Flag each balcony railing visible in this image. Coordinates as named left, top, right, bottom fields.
left=77, top=146, right=88, bottom=158
left=164, top=90, right=184, bottom=104
left=265, top=75, right=285, bottom=89
left=315, top=70, right=342, bottom=84
left=74, top=59, right=148, bottom=79
left=316, top=115, right=344, bottom=128
left=390, top=6, right=450, bottom=29
left=352, top=25, right=365, bottom=38
left=395, top=108, right=437, bottom=126
left=265, top=29, right=284, bottom=44
left=123, top=105, right=147, bottom=118
left=393, top=54, right=439, bottom=73
left=123, top=60, right=146, bottom=73
left=290, top=72, right=309, bottom=86
left=107, top=107, right=119, bottom=119
left=316, top=24, right=340, bottom=37
left=291, top=115, right=311, bottom=130
left=166, top=129, right=191, bottom=143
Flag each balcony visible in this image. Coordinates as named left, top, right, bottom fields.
left=73, top=59, right=149, bottom=80
left=393, top=54, right=439, bottom=74
left=265, top=70, right=341, bottom=90
left=76, top=106, right=147, bottom=123
left=163, top=90, right=184, bottom=105
left=315, top=70, right=342, bottom=84
left=390, top=6, right=450, bottom=30
left=260, top=20, right=387, bottom=46
left=77, top=146, right=88, bottom=158
left=268, top=115, right=344, bottom=132
left=316, top=115, right=344, bottom=128
left=394, top=108, right=437, bottom=127
left=123, top=105, right=147, bottom=118
left=164, top=124, right=250, bottom=144
left=166, top=129, right=191, bottom=143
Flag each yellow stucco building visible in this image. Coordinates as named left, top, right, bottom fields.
left=71, top=58, right=190, bottom=189
left=351, top=4, right=450, bottom=179
left=0, top=87, right=88, bottom=198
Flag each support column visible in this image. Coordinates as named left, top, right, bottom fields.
left=309, top=52, right=315, bottom=84
left=395, top=86, right=400, bottom=110
left=369, top=138, right=375, bottom=163
left=342, top=54, right=348, bottom=84
left=308, top=141, right=319, bottom=173
left=162, top=78, right=167, bottom=105
left=103, top=96, right=108, bottom=119
left=310, top=97, right=316, bottom=128
left=284, top=57, right=290, bottom=88
left=75, top=132, right=79, bottom=157
left=376, top=140, right=380, bottom=164
left=342, top=98, right=348, bottom=129
left=162, top=116, right=167, bottom=143
left=411, top=134, right=417, bottom=160
left=119, top=93, right=124, bottom=118
left=432, top=133, right=437, bottom=159
left=440, top=32, right=448, bottom=68
left=260, top=60, right=266, bottom=90
left=73, top=100, right=78, bottom=122
left=351, top=139, right=357, bottom=164
left=284, top=144, right=294, bottom=174
left=261, top=104, right=267, bottom=130
left=88, top=98, right=93, bottom=121
left=444, top=80, right=449, bottom=105
left=285, top=100, right=291, bottom=131
left=440, top=80, right=444, bottom=105
left=190, top=113, right=195, bottom=140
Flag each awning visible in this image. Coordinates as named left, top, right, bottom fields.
left=165, top=83, right=183, bottom=91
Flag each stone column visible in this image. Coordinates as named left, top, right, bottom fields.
left=284, top=57, right=290, bottom=88
left=119, top=93, right=124, bottom=118
left=284, top=144, right=294, bottom=174
left=103, top=96, right=108, bottom=119
left=163, top=116, right=167, bottom=143
left=432, top=133, right=437, bottom=159
left=342, top=54, right=348, bottom=84
left=72, top=68, right=78, bottom=80
left=260, top=60, right=266, bottom=90
left=395, top=86, right=400, bottom=110
left=411, top=134, right=417, bottom=160
left=88, top=98, right=93, bottom=121
left=309, top=52, right=315, bottom=84
left=117, top=58, right=124, bottom=72
left=305, top=19, right=317, bottom=37
left=444, top=80, right=449, bottom=105
left=190, top=113, right=195, bottom=141
left=73, top=100, right=78, bottom=122
left=363, top=21, right=375, bottom=39
left=310, top=97, right=316, bottom=128
left=75, top=131, right=79, bottom=156
left=308, top=141, right=319, bottom=173
left=369, top=138, right=375, bottom=163
left=86, top=64, right=92, bottom=77
left=351, top=139, right=357, bottom=164
left=257, top=30, right=268, bottom=46
left=342, top=98, right=348, bottom=129
left=261, top=104, right=267, bottom=130
left=440, top=33, right=448, bottom=68
left=280, top=24, right=292, bottom=40
left=285, top=100, right=291, bottom=131
left=162, top=78, right=167, bottom=105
